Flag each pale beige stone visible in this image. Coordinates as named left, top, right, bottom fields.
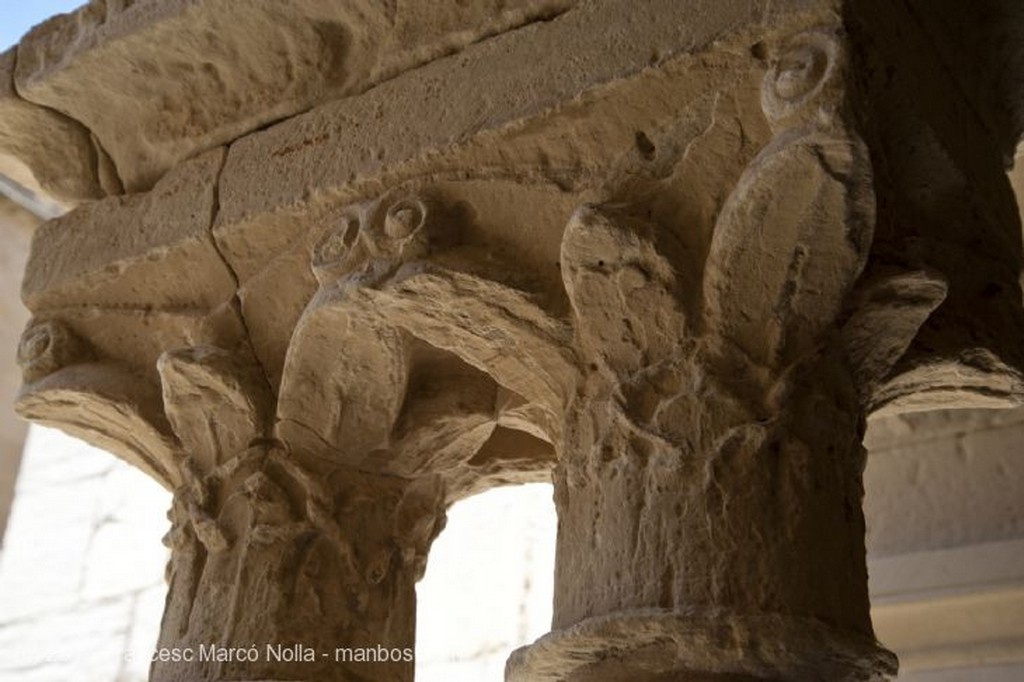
left=0, top=50, right=111, bottom=205
left=7, top=0, right=1024, bottom=680
left=14, top=0, right=579, bottom=193
left=22, top=147, right=232, bottom=313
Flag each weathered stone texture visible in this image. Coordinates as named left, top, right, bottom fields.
left=0, top=50, right=111, bottom=206
left=22, top=147, right=232, bottom=313
left=13, top=0, right=580, bottom=193
left=6, top=0, right=1024, bottom=680
left=846, top=0, right=1024, bottom=413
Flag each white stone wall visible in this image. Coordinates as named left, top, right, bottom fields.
left=0, top=197, right=35, bottom=548
left=865, top=409, right=1024, bottom=680
left=416, top=485, right=556, bottom=681
left=0, top=426, right=168, bottom=682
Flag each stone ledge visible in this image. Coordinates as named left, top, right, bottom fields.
left=12, top=0, right=580, bottom=194
left=0, top=49, right=112, bottom=206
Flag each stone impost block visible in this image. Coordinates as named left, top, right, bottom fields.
left=13, top=0, right=581, bottom=194
left=0, top=49, right=111, bottom=206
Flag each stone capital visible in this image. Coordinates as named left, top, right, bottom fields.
left=8, top=0, right=1024, bottom=680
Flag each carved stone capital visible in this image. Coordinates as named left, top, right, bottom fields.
left=510, top=24, right=901, bottom=682
left=10, top=1, right=1024, bottom=680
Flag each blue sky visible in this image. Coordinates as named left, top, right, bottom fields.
left=1, top=1, right=84, bottom=51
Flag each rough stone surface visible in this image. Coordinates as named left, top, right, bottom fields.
left=7, top=0, right=1024, bottom=680
left=846, top=0, right=1024, bottom=413
left=13, top=0, right=579, bottom=193
left=0, top=49, right=111, bottom=206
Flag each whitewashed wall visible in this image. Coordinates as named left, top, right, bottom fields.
left=0, top=426, right=168, bottom=682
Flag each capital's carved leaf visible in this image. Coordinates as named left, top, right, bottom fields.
left=367, top=265, right=576, bottom=413
left=157, top=346, right=274, bottom=471
left=761, top=28, right=845, bottom=132
left=17, top=319, right=94, bottom=382
left=277, top=190, right=450, bottom=464
left=277, top=291, right=410, bottom=464
left=282, top=187, right=570, bottom=487
left=310, top=189, right=458, bottom=289
left=703, top=131, right=874, bottom=371
left=704, top=27, right=874, bottom=373
left=379, top=358, right=499, bottom=480
left=561, top=204, right=687, bottom=378
left=15, top=319, right=179, bottom=487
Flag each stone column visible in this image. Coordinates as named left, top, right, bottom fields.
left=12, top=186, right=470, bottom=682
left=157, top=452, right=442, bottom=682
left=508, top=26, right=933, bottom=681
left=150, top=348, right=445, bottom=682
left=17, top=329, right=446, bottom=682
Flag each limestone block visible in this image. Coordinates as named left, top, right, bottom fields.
left=9, top=0, right=1024, bottom=679
left=22, top=147, right=232, bottom=313
left=0, top=49, right=110, bottom=205
left=14, top=0, right=579, bottom=193
left=215, top=0, right=819, bottom=278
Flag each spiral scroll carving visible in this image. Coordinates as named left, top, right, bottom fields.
left=761, top=28, right=843, bottom=127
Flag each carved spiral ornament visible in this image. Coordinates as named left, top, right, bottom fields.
left=312, top=212, right=361, bottom=283
left=761, top=29, right=841, bottom=125
left=17, top=320, right=91, bottom=383
left=384, top=197, right=426, bottom=240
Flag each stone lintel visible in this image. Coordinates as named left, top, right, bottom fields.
left=0, top=49, right=110, bottom=206
left=12, top=0, right=582, bottom=194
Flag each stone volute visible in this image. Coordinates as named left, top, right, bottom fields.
left=8, top=0, right=1024, bottom=681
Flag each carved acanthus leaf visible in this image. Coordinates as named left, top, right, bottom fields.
left=703, top=130, right=874, bottom=371
left=561, top=204, right=687, bottom=378
left=311, top=189, right=458, bottom=288
left=17, top=319, right=95, bottom=383
left=16, top=319, right=179, bottom=487
left=761, top=28, right=845, bottom=131
left=366, top=264, right=576, bottom=414
left=704, top=26, right=874, bottom=374
left=277, top=189, right=472, bottom=464
left=17, top=362, right=179, bottom=488
left=158, top=346, right=274, bottom=471
left=277, top=286, right=410, bottom=465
